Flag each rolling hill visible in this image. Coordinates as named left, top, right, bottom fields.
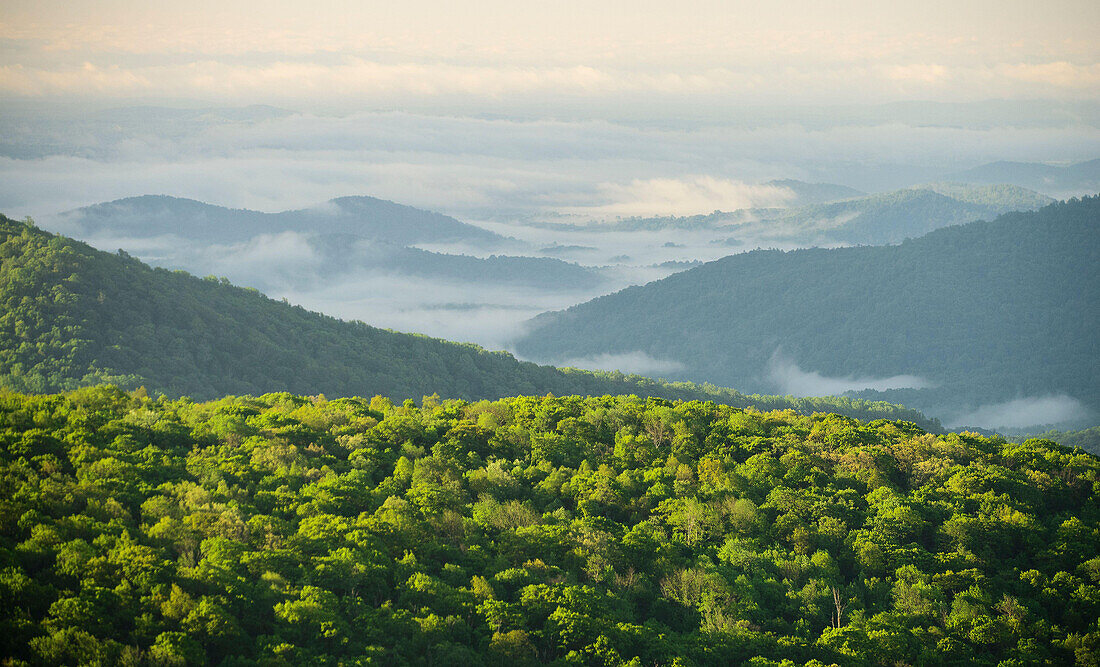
left=515, top=196, right=1100, bottom=429
left=50, top=194, right=506, bottom=247
left=735, top=184, right=1053, bottom=245
left=0, top=215, right=937, bottom=427
left=948, top=158, right=1100, bottom=197
left=762, top=179, right=865, bottom=206
left=527, top=184, right=1051, bottom=247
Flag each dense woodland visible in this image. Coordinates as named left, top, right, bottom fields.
left=0, top=214, right=937, bottom=430
left=1, top=388, right=1097, bottom=665
left=518, top=196, right=1100, bottom=426
left=1018, top=427, right=1100, bottom=457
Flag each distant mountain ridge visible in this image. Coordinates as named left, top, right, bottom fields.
left=515, top=196, right=1100, bottom=429
left=53, top=194, right=505, bottom=246
left=45, top=194, right=608, bottom=291
left=0, top=215, right=940, bottom=428
left=758, top=184, right=1054, bottom=245
left=947, top=158, right=1100, bottom=197
left=763, top=179, right=865, bottom=206
left=521, top=183, right=1051, bottom=246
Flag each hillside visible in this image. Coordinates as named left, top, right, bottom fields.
left=1, top=388, right=1096, bottom=665
left=516, top=197, right=1100, bottom=428
left=293, top=234, right=606, bottom=291
left=527, top=184, right=1050, bottom=246
left=762, top=179, right=865, bottom=206
left=745, top=185, right=1053, bottom=246
left=51, top=194, right=505, bottom=247
left=0, top=216, right=937, bottom=427
left=948, top=159, right=1100, bottom=197
left=1013, top=426, right=1100, bottom=457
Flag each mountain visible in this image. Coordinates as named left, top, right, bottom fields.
left=0, top=215, right=937, bottom=427
left=764, top=179, right=864, bottom=206
left=527, top=184, right=1050, bottom=246
left=0, top=104, right=296, bottom=160
left=947, top=159, right=1100, bottom=197
left=46, top=195, right=601, bottom=299
left=287, top=234, right=605, bottom=291
left=735, top=184, right=1053, bottom=245
left=516, top=196, right=1100, bottom=428
left=51, top=194, right=506, bottom=247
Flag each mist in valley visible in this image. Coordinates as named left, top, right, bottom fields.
left=2, top=2, right=1098, bottom=432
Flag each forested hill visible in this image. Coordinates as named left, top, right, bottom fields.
left=526, top=183, right=1050, bottom=246
left=0, top=389, right=1097, bottom=664
left=52, top=194, right=505, bottom=246
left=516, top=196, right=1100, bottom=428
left=0, top=216, right=937, bottom=427
left=948, top=158, right=1100, bottom=197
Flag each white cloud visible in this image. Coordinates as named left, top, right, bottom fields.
left=887, top=63, right=949, bottom=84
left=998, top=61, right=1100, bottom=90
left=556, top=352, right=685, bottom=377
left=766, top=351, right=934, bottom=397
left=567, top=176, right=796, bottom=218
left=5, top=108, right=1100, bottom=225
left=948, top=395, right=1092, bottom=430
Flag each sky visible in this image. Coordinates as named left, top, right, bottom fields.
left=2, top=1, right=1098, bottom=108
left=2, top=1, right=1099, bottom=219
left=1, top=1, right=1097, bottom=428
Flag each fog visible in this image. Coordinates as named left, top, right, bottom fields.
left=0, top=3, right=1096, bottom=434
left=766, top=350, right=934, bottom=396
left=3, top=105, right=1100, bottom=223
left=948, top=395, right=1093, bottom=430
left=553, top=352, right=686, bottom=377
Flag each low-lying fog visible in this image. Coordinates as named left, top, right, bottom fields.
left=6, top=103, right=1098, bottom=432
left=59, top=218, right=783, bottom=350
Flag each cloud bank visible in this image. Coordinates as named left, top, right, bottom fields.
left=948, top=395, right=1092, bottom=430
left=766, top=351, right=934, bottom=397
left=5, top=107, right=1099, bottom=222
left=555, top=352, right=686, bottom=377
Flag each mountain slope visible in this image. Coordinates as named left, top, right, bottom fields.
left=0, top=216, right=937, bottom=427
left=529, top=184, right=1050, bottom=246
left=948, top=158, right=1100, bottom=196
left=291, top=234, right=605, bottom=290
left=52, top=194, right=505, bottom=246
left=516, top=196, right=1100, bottom=427
left=763, top=179, right=865, bottom=206
left=745, top=184, right=1053, bottom=245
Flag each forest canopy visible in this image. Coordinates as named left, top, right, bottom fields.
left=0, top=388, right=1097, bottom=665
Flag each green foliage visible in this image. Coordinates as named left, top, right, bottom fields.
left=0, top=214, right=940, bottom=430
left=1014, top=427, right=1100, bottom=457
left=1, top=387, right=1097, bottom=665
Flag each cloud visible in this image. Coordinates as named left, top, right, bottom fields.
left=567, top=176, right=796, bottom=218
left=555, top=352, right=685, bottom=377
left=3, top=2, right=1098, bottom=110
left=210, top=232, right=318, bottom=271
left=999, top=62, right=1100, bottom=90
left=887, top=63, right=949, bottom=84
left=7, top=107, right=1099, bottom=224
left=766, top=350, right=934, bottom=397
left=947, top=394, right=1092, bottom=430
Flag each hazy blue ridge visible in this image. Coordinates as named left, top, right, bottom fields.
left=515, top=196, right=1100, bottom=427
left=0, top=215, right=940, bottom=429
left=55, top=194, right=506, bottom=246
